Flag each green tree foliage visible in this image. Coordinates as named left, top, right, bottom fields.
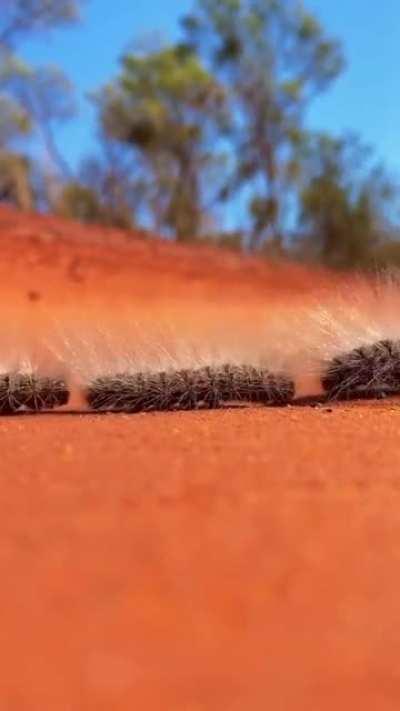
left=56, top=139, right=142, bottom=228
left=297, top=133, right=397, bottom=268
left=0, top=0, right=80, bottom=48
left=0, top=1, right=81, bottom=210
left=0, top=58, right=75, bottom=209
left=4, top=61, right=75, bottom=177
left=0, top=57, right=33, bottom=208
left=0, top=151, right=33, bottom=210
left=0, top=95, right=31, bottom=148
left=56, top=182, right=107, bottom=224
left=97, top=44, right=227, bottom=240
left=181, top=0, right=344, bottom=248
left=0, top=55, right=32, bottom=147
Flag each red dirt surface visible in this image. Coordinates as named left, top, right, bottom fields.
left=0, top=207, right=399, bottom=710
left=0, top=205, right=333, bottom=309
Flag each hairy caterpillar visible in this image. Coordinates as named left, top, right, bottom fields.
left=294, top=272, right=400, bottom=400
left=86, top=365, right=295, bottom=412
left=321, top=340, right=400, bottom=400
left=0, top=373, right=69, bottom=413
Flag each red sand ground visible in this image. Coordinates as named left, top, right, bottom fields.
left=0, top=207, right=399, bottom=710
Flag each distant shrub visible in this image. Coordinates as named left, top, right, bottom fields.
left=56, top=181, right=132, bottom=229
left=370, top=241, right=400, bottom=269
left=0, top=151, right=33, bottom=210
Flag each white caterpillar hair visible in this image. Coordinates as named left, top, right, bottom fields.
left=51, top=310, right=296, bottom=411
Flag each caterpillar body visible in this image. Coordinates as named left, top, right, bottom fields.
left=86, top=365, right=295, bottom=412
left=0, top=373, right=70, bottom=413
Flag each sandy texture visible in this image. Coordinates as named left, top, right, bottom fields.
left=0, top=207, right=399, bottom=710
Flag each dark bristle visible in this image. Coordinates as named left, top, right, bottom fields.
left=86, top=364, right=295, bottom=412
left=322, top=339, right=400, bottom=400
left=0, top=374, right=70, bottom=413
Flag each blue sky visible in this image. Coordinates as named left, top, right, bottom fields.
left=20, top=0, right=400, bottom=178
